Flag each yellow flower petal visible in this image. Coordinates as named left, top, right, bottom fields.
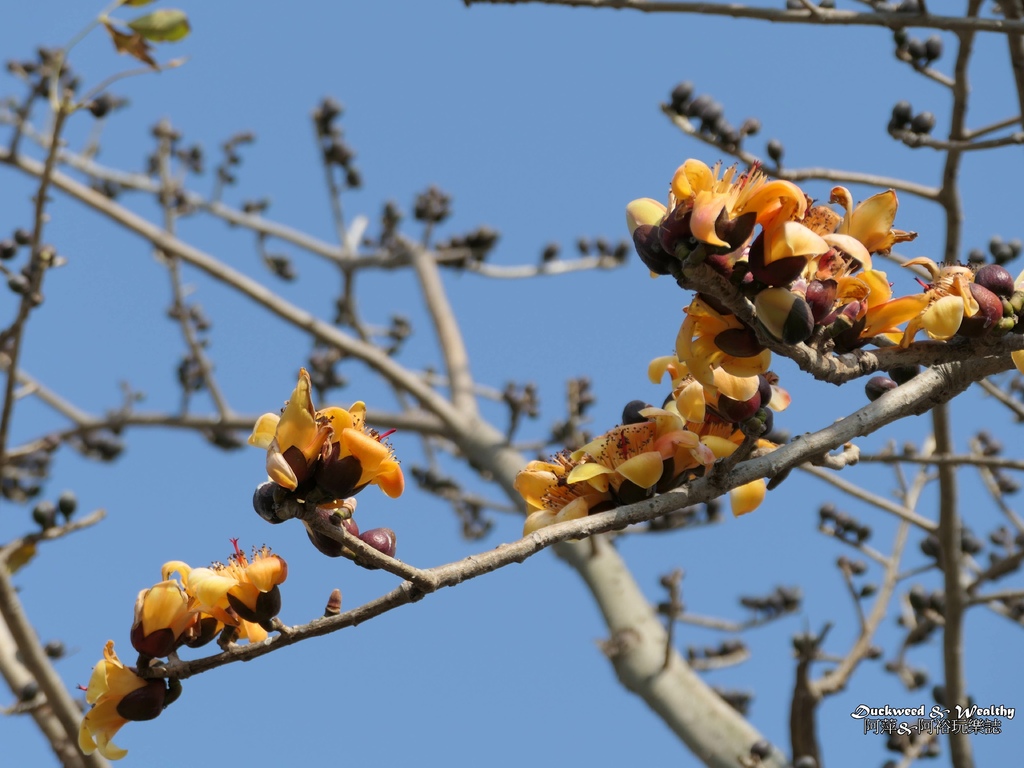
left=248, top=413, right=280, bottom=449
left=690, top=191, right=729, bottom=247
left=672, top=159, right=713, bottom=201
left=860, top=293, right=930, bottom=338
left=648, top=355, right=678, bottom=384
left=1012, top=349, right=1024, bottom=374
left=275, top=369, right=318, bottom=456
left=702, top=435, right=738, bottom=459
left=523, top=509, right=557, bottom=535
left=675, top=379, right=706, bottom=423
left=823, top=233, right=872, bottom=272
left=768, top=221, right=829, bottom=263
left=567, top=462, right=614, bottom=491
left=921, top=294, right=964, bottom=340
left=626, top=198, right=667, bottom=234
left=719, top=348, right=772, bottom=378
left=713, top=367, right=759, bottom=402
left=615, top=451, right=665, bottom=489
left=730, top=479, right=766, bottom=516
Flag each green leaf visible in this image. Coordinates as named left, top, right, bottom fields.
left=127, top=9, right=191, bottom=42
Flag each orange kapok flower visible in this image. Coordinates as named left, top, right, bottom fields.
left=676, top=297, right=771, bottom=394
left=516, top=453, right=613, bottom=536
left=79, top=641, right=170, bottom=760
left=250, top=371, right=404, bottom=500
left=829, top=186, right=917, bottom=256
left=249, top=368, right=332, bottom=491
left=316, top=403, right=405, bottom=499
left=861, top=258, right=978, bottom=345
left=130, top=579, right=196, bottom=658
left=162, top=543, right=288, bottom=640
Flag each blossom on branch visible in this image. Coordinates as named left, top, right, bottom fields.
left=249, top=368, right=404, bottom=501
left=79, top=641, right=175, bottom=760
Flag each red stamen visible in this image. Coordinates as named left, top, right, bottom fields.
left=230, top=537, right=243, bottom=558
left=377, top=428, right=397, bottom=441
left=914, top=277, right=931, bottom=290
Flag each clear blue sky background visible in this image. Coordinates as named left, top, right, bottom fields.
left=1, top=2, right=1022, bottom=766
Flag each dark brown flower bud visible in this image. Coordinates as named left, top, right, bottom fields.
left=116, top=679, right=168, bottom=722
left=974, top=263, right=1014, bottom=298
left=746, top=233, right=806, bottom=287
left=714, top=326, right=765, bottom=358
left=715, top=391, right=761, bottom=423
left=359, top=527, right=397, bottom=558
left=631, top=224, right=674, bottom=275
left=804, top=279, right=838, bottom=323
left=958, top=283, right=1003, bottom=337
left=865, top=376, right=898, bottom=402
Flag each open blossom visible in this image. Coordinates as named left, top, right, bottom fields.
left=130, top=579, right=196, bottom=658
left=516, top=404, right=714, bottom=535
left=249, top=369, right=404, bottom=500
left=162, top=542, right=288, bottom=644
left=79, top=641, right=171, bottom=760
left=861, top=258, right=980, bottom=345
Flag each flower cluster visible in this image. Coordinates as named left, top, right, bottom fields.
left=79, top=542, right=287, bottom=759
left=249, top=368, right=404, bottom=559
left=517, top=157, right=1024, bottom=534
left=516, top=399, right=771, bottom=535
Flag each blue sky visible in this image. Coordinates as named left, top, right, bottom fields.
left=2, top=2, right=1023, bottom=766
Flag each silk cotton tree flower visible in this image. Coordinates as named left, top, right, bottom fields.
left=516, top=452, right=614, bottom=536
left=79, top=641, right=176, bottom=760
left=249, top=369, right=404, bottom=502
left=162, top=542, right=288, bottom=644
left=860, top=258, right=985, bottom=346
left=568, top=403, right=713, bottom=503
left=130, top=579, right=197, bottom=659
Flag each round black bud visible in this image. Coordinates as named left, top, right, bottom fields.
left=57, top=490, right=77, bottom=519
left=669, top=82, right=693, bottom=112
left=888, top=365, right=920, bottom=385
left=32, top=500, right=57, bottom=529
left=44, top=639, right=65, bottom=658
left=865, top=376, right=898, bottom=402
left=891, top=100, right=913, bottom=126
left=749, top=739, right=772, bottom=758
left=252, top=482, right=286, bottom=524
left=909, top=111, right=935, bottom=135
left=19, top=682, right=39, bottom=701
left=7, top=274, right=29, bottom=295
left=622, top=400, right=650, bottom=425
left=766, top=139, right=784, bottom=163
left=967, top=248, right=986, bottom=266
left=924, top=35, right=943, bottom=61
left=906, top=38, right=926, bottom=62
left=13, top=228, right=31, bottom=246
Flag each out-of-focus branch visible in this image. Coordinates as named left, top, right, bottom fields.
left=977, top=378, right=1024, bottom=421
left=401, top=237, right=477, bottom=414
left=933, top=404, right=973, bottom=768
left=662, top=107, right=942, bottom=201
left=0, top=511, right=109, bottom=768
left=999, top=2, right=1024, bottom=125
left=464, top=0, right=1024, bottom=35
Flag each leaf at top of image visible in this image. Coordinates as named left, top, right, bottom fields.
left=127, top=9, right=191, bottom=42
